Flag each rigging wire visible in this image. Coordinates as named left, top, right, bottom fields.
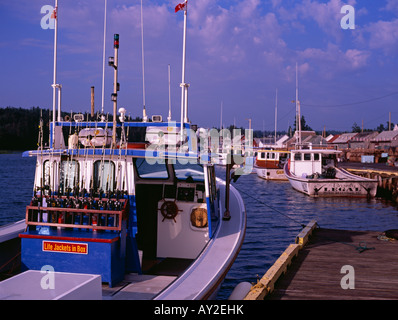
left=233, top=184, right=307, bottom=229
left=301, top=91, right=398, bottom=108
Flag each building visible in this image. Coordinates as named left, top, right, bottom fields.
left=328, top=132, right=358, bottom=149
left=349, top=131, right=378, bottom=149
left=370, top=126, right=398, bottom=149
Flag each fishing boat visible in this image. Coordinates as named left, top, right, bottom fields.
left=254, top=149, right=289, bottom=181
left=284, top=65, right=377, bottom=198
left=284, top=147, right=377, bottom=197
left=0, top=0, right=246, bottom=300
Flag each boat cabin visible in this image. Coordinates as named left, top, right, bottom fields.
left=289, top=149, right=341, bottom=178
left=255, top=150, right=289, bottom=169
left=20, top=120, right=221, bottom=287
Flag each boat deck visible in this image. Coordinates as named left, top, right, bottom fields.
left=102, top=258, right=192, bottom=300
left=269, top=227, right=398, bottom=299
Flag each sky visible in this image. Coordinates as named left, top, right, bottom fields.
left=0, top=0, right=398, bottom=132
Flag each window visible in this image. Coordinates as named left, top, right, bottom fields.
left=60, top=160, right=79, bottom=191
left=294, top=153, right=302, bottom=161
left=43, top=160, right=50, bottom=188
left=93, top=160, right=115, bottom=191
left=304, top=153, right=311, bottom=161
left=314, top=153, right=320, bottom=161
left=134, top=158, right=169, bottom=179
left=42, top=160, right=52, bottom=195
left=174, top=162, right=204, bottom=182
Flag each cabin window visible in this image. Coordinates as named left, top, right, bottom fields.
left=261, top=152, right=266, bottom=159
left=134, top=158, right=169, bottom=179
left=294, top=153, right=302, bottom=161
left=304, top=153, right=311, bottom=161
left=93, top=160, right=115, bottom=192
left=59, top=159, right=79, bottom=192
left=314, top=153, right=320, bottom=161
left=43, top=160, right=50, bottom=189
left=174, top=162, right=204, bottom=182
left=42, top=160, right=52, bottom=195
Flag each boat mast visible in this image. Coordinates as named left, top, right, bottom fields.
left=141, top=0, right=148, bottom=122
left=101, top=0, right=107, bottom=116
left=51, top=0, right=58, bottom=125
left=295, top=63, right=301, bottom=146
left=176, top=0, right=189, bottom=142
left=111, top=34, right=119, bottom=145
left=275, top=88, right=278, bottom=145
left=168, top=64, right=172, bottom=122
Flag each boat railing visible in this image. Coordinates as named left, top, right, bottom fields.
left=25, top=197, right=128, bottom=232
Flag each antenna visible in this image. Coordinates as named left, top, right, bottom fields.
left=275, top=88, right=278, bottom=144
left=141, top=0, right=148, bottom=122
left=295, top=62, right=301, bottom=145
left=220, top=101, right=223, bottom=130
left=168, top=64, right=172, bottom=122
left=101, top=0, right=107, bottom=115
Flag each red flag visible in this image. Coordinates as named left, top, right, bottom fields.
left=175, top=1, right=187, bottom=13
left=51, top=8, right=57, bottom=19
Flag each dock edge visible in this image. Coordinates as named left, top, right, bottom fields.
left=243, top=220, right=318, bottom=300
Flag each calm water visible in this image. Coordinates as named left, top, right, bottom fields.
left=1, top=153, right=398, bottom=299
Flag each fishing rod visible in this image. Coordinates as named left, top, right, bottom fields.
left=98, top=113, right=109, bottom=196
left=80, top=113, right=90, bottom=196
left=89, top=112, right=100, bottom=197
left=122, top=124, right=129, bottom=195
left=64, top=110, right=73, bottom=196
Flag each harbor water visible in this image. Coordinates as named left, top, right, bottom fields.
left=1, top=153, right=398, bottom=300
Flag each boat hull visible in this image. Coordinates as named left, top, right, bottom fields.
left=284, top=165, right=377, bottom=197
left=255, top=166, right=287, bottom=181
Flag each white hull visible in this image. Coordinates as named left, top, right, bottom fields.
left=284, top=164, right=377, bottom=197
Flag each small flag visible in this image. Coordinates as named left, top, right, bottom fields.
left=175, top=1, right=187, bottom=13
left=51, top=8, right=57, bottom=19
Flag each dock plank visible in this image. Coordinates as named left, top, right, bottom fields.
left=266, top=228, right=398, bottom=300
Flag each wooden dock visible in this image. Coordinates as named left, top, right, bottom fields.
left=245, top=221, right=398, bottom=300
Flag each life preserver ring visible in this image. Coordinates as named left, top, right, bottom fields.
left=159, top=201, right=181, bottom=222
left=190, top=208, right=208, bottom=228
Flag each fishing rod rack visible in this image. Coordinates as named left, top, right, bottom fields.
left=25, top=196, right=128, bottom=232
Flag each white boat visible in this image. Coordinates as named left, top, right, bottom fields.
left=284, top=148, right=377, bottom=197
left=254, top=149, right=289, bottom=181
left=0, top=0, right=246, bottom=300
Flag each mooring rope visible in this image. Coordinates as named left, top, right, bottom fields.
left=233, top=185, right=307, bottom=229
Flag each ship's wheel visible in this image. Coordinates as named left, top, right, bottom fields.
left=159, top=200, right=182, bottom=222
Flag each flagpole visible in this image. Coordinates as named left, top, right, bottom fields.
left=179, top=0, right=188, bottom=142
left=52, top=0, right=58, bottom=125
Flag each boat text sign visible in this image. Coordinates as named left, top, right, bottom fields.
left=42, top=241, right=88, bottom=254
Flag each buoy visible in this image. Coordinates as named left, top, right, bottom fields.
left=228, top=282, right=252, bottom=300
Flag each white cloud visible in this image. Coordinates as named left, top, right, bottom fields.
left=365, top=19, right=398, bottom=54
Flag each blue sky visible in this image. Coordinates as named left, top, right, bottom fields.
left=0, top=0, right=397, bottom=132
